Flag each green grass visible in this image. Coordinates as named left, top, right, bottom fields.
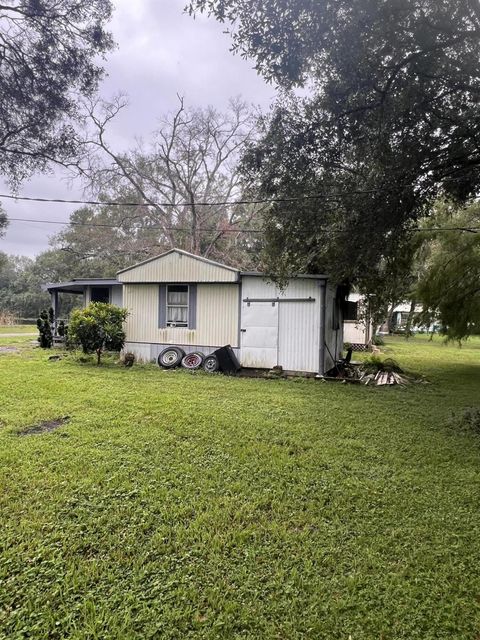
left=0, top=337, right=479, bottom=639
left=0, top=324, right=37, bottom=334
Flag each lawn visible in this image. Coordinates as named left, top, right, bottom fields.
left=0, top=337, right=479, bottom=639
left=0, top=324, right=37, bottom=334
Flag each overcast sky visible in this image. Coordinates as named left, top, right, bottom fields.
left=0, top=0, right=275, bottom=258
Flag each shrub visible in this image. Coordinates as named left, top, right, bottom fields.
left=362, top=356, right=403, bottom=374
left=68, top=303, right=128, bottom=365
left=372, top=334, right=385, bottom=346
left=36, top=308, right=54, bottom=348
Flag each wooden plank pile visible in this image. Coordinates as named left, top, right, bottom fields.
left=360, top=370, right=410, bottom=386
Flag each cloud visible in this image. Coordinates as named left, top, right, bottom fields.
left=0, top=0, right=274, bottom=257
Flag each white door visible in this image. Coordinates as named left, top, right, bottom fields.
left=278, top=301, right=318, bottom=372
left=240, top=301, right=279, bottom=368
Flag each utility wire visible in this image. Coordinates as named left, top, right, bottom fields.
left=0, top=189, right=396, bottom=207
left=5, top=216, right=480, bottom=234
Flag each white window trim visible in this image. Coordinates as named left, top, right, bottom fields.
left=166, top=284, right=189, bottom=328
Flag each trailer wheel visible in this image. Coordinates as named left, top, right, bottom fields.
left=202, top=354, right=219, bottom=373
left=157, top=347, right=185, bottom=369
left=181, top=351, right=204, bottom=370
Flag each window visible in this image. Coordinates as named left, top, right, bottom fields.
left=91, top=287, right=110, bottom=303
left=166, top=285, right=189, bottom=327
left=344, top=300, right=358, bottom=322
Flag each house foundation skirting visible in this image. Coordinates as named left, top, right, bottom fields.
left=123, top=341, right=240, bottom=364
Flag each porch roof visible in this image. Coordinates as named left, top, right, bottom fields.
left=44, top=278, right=121, bottom=294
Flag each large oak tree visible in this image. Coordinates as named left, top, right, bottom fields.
left=189, top=0, right=480, bottom=285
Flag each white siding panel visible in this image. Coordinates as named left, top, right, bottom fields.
left=123, top=283, right=239, bottom=347
left=240, top=276, right=322, bottom=372
left=278, top=300, right=318, bottom=372
left=111, top=285, right=123, bottom=306
left=240, top=301, right=278, bottom=368
left=118, top=250, right=238, bottom=283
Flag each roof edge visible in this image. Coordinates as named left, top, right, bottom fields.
left=240, top=271, right=329, bottom=280
left=116, top=248, right=240, bottom=276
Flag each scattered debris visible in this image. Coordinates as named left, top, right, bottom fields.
left=360, top=370, right=410, bottom=386
left=17, top=416, right=70, bottom=436
left=267, top=365, right=284, bottom=377
left=123, top=352, right=135, bottom=367
left=48, top=354, right=63, bottom=361
left=324, top=355, right=427, bottom=386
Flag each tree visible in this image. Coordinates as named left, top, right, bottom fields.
left=415, top=202, right=480, bottom=341
left=189, top=1, right=480, bottom=284
left=0, top=0, right=113, bottom=185
left=80, top=97, right=264, bottom=268
left=0, top=250, right=84, bottom=319
left=0, top=206, right=7, bottom=239
left=68, top=302, right=128, bottom=365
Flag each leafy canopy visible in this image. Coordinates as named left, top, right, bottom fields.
left=0, top=0, right=113, bottom=185
left=189, top=0, right=480, bottom=283
left=415, top=202, right=480, bottom=341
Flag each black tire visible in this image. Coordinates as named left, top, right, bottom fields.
left=157, top=346, right=185, bottom=369
left=181, top=351, right=205, bottom=370
left=203, top=354, right=219, bottom=373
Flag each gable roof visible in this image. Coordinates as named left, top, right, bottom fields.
left=117, top=248, right=240, bottom=284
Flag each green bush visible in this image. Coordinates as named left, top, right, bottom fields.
left=36, top=308, right=54, bottom=348
left=68, top=303, right=128, bottom=365
left=372, top=334, right=385, bottom=346
left=362, top=355, right=403, bottom=374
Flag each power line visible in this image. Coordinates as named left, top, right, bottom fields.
left=6, top=217, right=263, bottom=232
left=5, top=216, right=480, bottom=234
left=0, top=189, right=391, bottom=208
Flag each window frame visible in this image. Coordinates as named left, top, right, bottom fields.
left=166, top=284, right=190, bottom=328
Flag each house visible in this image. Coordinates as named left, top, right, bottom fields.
left=343, top=293, right=376, bottom=350
left=45, top=249, right=343, bottom=375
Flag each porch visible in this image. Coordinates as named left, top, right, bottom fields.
left=44, top=279, right=122, bottom=335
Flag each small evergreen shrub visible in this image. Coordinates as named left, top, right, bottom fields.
left=372, top=334, right=385, bottom=346
left=37, top=308, right=54, bottom=348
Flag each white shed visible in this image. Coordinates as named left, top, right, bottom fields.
left=117, top=249, right=343, bottom=375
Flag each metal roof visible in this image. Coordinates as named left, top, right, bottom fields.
left=43, top=278, right=120, bottom=293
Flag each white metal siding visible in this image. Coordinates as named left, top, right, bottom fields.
left=278, top=299, right=318, bottom=372
left=123, top=283, right=239, bottom=347
left=118, top=250, right=238, bottom=283
left=344, top=321, right=369, bottom=345
left=240, top=276, right=322, bottom=372
left=111, top=285, right=123, bottom=306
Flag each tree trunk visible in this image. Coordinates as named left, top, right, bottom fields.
left=405, top=299, right=416, bottom=339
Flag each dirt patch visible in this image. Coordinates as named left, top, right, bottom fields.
left=0, top=346, right=19, bottom=353
left=18, top=416, right=70, bottom=436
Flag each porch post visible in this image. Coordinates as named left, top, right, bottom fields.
left=51, top=290, right=59, bottom=335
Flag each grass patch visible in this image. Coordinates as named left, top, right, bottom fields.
left=0, top=324, right=37, bottom=334
left=0, top=338, right=479, bottom=638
